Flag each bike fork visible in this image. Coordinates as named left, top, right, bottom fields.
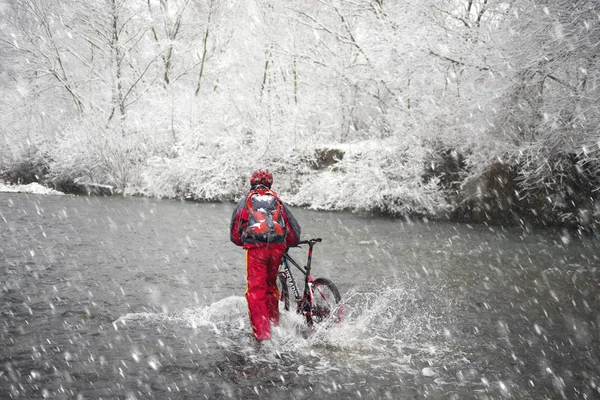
left=303, top=277, right=316, bottom=326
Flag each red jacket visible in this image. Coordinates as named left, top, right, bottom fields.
left=230, top=188, right=301, bottom=249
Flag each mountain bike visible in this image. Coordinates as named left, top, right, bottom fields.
left=277, top=238, right=342, bottom=327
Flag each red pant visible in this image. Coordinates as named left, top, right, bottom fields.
left=245, top=247, right=284, bottom=341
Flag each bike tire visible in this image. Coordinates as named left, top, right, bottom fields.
left=312, top=278, right=342, bottom=323
left=277, top=272, right=290, bottom=311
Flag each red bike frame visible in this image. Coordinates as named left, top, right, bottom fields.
left=280, top=238, right=323, bottom=325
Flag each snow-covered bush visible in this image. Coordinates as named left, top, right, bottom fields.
left=290, top=138, right=449, bottom=217
left=141, top=151, right=250, bottom=202
left=47, top=119, right=151, bottom=193
left=0, top=142, right=50, bottom=185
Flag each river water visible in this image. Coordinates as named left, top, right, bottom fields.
left=1, top=193, right=599, bottom=399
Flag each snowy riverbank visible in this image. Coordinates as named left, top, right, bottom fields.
left=0, top=182, right=65, bottom=196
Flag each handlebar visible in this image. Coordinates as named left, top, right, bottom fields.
left=284, top=238, right=322, bottom=274
left=290, top=238, right=322, bottom=248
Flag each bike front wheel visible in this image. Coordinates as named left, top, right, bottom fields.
left=311, top=278, right=342, bottom=323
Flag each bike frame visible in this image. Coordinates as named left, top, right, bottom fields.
left=280, top=238, right=322, bottom=325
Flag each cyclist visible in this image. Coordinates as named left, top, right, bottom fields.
left=230, top=169, right=301, bottom=342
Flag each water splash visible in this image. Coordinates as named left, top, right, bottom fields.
left=113, top=285, right=465, bottom=379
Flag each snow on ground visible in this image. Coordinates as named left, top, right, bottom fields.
left=0, top=182, right=65, bottom=195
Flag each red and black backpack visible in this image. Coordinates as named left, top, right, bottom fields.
left=243, top=188, right=287, bottom=244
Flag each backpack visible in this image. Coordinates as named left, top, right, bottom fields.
left=243, top=188, right=287, bottom=244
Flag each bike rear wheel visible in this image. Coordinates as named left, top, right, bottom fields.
left=311, top=278, right=342, bottom=323
left=277, top=272, right=290, bottom=311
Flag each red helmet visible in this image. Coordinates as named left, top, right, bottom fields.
left=250, top=169, right=273, bottom=188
